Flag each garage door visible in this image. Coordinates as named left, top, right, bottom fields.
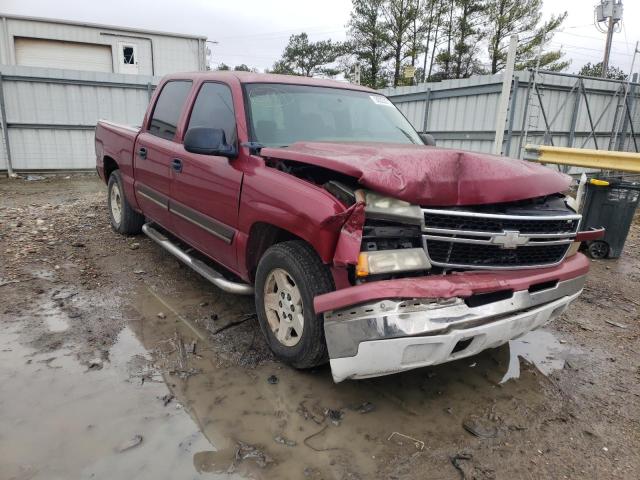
left=15, top=37, right=113, bottom=73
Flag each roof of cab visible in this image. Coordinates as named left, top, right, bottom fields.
left=161, top=71, right=377, bottom=93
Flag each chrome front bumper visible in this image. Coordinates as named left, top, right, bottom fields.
left=324, top=275, right=585, bottom=382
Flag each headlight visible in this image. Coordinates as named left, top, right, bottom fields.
left=360, top=191, right=423, bottom=224
left=356, top=248, right=431, bottom=277
left=566, top=241, right=581, bottom=257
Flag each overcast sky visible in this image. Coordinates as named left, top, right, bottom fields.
left=2, top=0, right=638, bottom=76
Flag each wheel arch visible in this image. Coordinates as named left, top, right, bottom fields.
left=103, top=156, right=119, bottom=183
left=244, top=222, right=310, bottom=283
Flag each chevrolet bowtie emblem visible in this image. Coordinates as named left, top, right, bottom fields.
left=491, top=230, right=530, bottom=249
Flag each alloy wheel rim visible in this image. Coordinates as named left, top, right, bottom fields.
left=110, top=182, right=122, bottom=226
left=263, top=268, right=304, bottom=347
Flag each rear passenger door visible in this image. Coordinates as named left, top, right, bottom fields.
left=169, top=82, right=243, bottom=272
left=134, top=80, right=192, bottom=229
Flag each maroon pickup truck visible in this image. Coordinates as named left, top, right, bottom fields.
left=95, top=72, right=597, bottom=382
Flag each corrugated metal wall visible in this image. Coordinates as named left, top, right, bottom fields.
left=381, top=70, right=640, bottom=157
left=0, top=65, right=158, bottom=170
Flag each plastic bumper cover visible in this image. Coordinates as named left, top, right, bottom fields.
left=325, top=275, right=585, bottom=382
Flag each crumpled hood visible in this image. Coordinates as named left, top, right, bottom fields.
left=260, top=142, right=571, bottom=206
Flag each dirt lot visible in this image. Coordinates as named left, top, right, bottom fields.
left=1, top=175, right=639, bottom=480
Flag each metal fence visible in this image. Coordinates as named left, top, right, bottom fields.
left=381, top=70, right=640, bottom=159
left=0, top=65, right=158, bottom=172
left=2, top=66, right=639, bottom=172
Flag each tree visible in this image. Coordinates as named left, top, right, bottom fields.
left=579, top=62, right=627, bottom=80
left=434, top=0, right=486, bottom=80
left=347, top=0, right=393, bottom=88
left=216, top=63, right=230, bottom=71
left=406, top=0, right=429, bottom=68
left=420, top=0, right=447, bottom=82
left=433, top=0, right=456, bottom=79
left=233, top=64, right=251, bottom=72
left=383, top=0, right=419, bottom=86
left=452, top=0, right=486, bottom=78
left=485, top=0, right=568, bottom=74
left=271, top=33, right=345, bottom=77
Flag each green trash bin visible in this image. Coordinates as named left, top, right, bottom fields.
left=580, top=178, right=640, bottom=259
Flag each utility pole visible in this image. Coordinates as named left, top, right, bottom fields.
left=596, top=0, right=624, bottom=77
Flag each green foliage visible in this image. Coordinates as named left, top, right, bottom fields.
left=382, top=0, right=419, bottom=86
left=485, top=0, right=567, bottom=74
left=269, top=0, right=573, bottom=86
left=233, top=64, right=251, bottom=72
left=348, top=0, right=393, bottom=88
left=216, top=63, right=230, bottom=71
left=270, top=33, right=346, bottom=77
left=579, top=62, right=627, bottom=80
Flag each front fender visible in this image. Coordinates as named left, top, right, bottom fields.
left=237, top=165, right=351, bottom=275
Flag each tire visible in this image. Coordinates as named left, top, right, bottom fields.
left=254, top=240, right=335, bottom=369
left=587, top=240, right=609, bottom=259
left=107, top=170, right=144, bottom=235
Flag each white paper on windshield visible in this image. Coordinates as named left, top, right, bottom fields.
left=370, top=95, right=394, bottom=107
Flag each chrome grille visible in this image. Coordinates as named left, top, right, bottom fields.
left=422, top=208, right=581, bottom=270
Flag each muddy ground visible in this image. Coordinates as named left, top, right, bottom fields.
left=0, top=175, right=639, bottom=480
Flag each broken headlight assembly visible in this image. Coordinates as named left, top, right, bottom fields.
left=360, top=190, right=423, bottom=225
left=356, top=190, right=429, bottom=279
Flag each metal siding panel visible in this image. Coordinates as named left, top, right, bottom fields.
left=1, top=65, right=157, bottom=170
left=384, top=72, right=637, bottom=155
left=9, top=128, right=95, bottom=169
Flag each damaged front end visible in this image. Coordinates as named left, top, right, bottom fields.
left=320, top=185, right=594, bottom=383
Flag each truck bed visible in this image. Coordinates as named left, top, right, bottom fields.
left=95, top=120, right=140, bottom=182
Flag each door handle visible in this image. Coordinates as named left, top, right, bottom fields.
left=137, top=147, right=147, bottom=159
left=171, top=158, right=183, bottom=173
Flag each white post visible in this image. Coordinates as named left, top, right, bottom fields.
left=493, top=35, right=518, bottom=155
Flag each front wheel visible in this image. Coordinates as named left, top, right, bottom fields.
left=254, top=240, right=334, bottom=369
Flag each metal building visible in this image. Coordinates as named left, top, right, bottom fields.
left=0, top=14, right=208, bottom=173
left=0, top=14, right=208, bottom=76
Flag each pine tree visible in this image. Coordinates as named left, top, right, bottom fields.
left=452, top=0, right=486, bottom=78
left=420, top=0, right=447, bottom=82
left=485, top=0, right=568, bottom=74
left=270, top=33, right=346, bottom=77
left=382, top=0, right=419, bottom=86
left=347, top=0, right=393, bottom=88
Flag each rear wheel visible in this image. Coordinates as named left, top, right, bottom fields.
left=255, top=240, right=334, bottom=368
left=107, top=170, right=144, bottom=235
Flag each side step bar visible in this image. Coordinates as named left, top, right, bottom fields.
left=142, top=223, right=254, bottom=295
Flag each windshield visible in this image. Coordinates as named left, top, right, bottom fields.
left=244, top=83, right=422, bottom=147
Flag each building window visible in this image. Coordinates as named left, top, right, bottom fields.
left=123, top=46, right=135, bottom=64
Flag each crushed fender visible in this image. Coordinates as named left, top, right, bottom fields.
left=331, top=202, right=365, bottom=267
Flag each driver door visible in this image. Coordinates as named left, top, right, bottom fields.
left=169, top=81, right=243, bottom=272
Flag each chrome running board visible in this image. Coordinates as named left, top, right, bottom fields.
left=142, top=223, right=254, bottom=295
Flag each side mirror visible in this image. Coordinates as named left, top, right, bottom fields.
left=184, top=127, right=237, bottom=158
left=419, top=132, right=436, bottom=146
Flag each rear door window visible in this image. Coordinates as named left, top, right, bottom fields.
left=148, top=80, right=192, bottom=140
left=187, top=82, right=237, bottom=144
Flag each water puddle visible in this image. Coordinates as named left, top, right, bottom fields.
left=44, top=313, right=70, bottom=332
left=502, top=330, right=579, bottom=382
left=0, top=280, right=584, bottom=480
left=0, top=324, right=228, bottom=480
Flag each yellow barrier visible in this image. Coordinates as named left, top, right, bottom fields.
left=524, top=144, right=640, bottom=173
